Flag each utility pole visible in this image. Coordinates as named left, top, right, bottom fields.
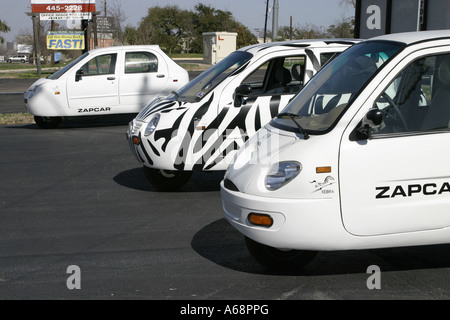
left=32, top=14, right=41, bottom=76
left=50, top=20, right=55, bottom=67
left=290, top=16, right=293, bottom=40
left=272, top=0, right=279, bottom=41
left=264, top=0, right=269, bottom=43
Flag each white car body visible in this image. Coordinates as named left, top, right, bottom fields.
left=24, top=45, right=189, bottom=128
left=221, top=30, right=450, bottom=269
left=127, top=39, right=360, bottom=190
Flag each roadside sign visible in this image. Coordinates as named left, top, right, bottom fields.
left=355, top=0, right=450, bottom=38
left=96, top=17, right=114, bottom=33
left=47, top=31, right=85, bottom=50
left=40, top=12, right=93, bottom=20
left=31, top=0, right=96, bottom=14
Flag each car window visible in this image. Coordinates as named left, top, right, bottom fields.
left=242, top=55, right=306, bottom=95
left=271, top=41, right=404, bottom=134
left=125, top=52, right=158, bottom=74
left=49, top=52, right=89, bottom=80
left=320, top=52, right=342, bottom=66
left=372, top=53, right=450, bottom=136
left=172, top=50, right=252, bottom=103
left=81, top=53, right=117, bottom=76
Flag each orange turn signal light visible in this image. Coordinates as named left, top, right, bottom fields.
left=132, top=136, right=140, bottom=145
left=248, top=213, right=273, bottom=228
left=316, top=166, right=332, bottom=174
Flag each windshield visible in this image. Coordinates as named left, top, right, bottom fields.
left=171, top=51, right=253, bottom=103
left=271, top=41, right=405, bottom=134
left=48, top=52, right=89, bottom=80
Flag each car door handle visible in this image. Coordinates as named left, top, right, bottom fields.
left=107, top=77, right=116, bottom=80
left=157, top=74, right=165, bottom=78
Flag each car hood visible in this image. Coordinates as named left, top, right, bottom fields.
left=134, top=97, right=188, bottom=122
left=224, top=125, right=298, bottom=194
left=26, top=78, right=51, bottom=92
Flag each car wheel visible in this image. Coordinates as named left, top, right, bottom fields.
left=245, top=236, right=317, bottom=271
left=143, top=166, right=192, bottom=191
left=7, top=59, right=11, bottom=63
left=34, top=116, right=62, bottom=129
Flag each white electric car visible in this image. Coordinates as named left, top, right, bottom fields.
left=127, top=39, right=360, bottom=190
left=221, top=30, right=450, bottom=270
left=24, top=46, right=189, bottom=129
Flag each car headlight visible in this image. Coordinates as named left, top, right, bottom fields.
left=128, top=120, right=135, bottom=132
left=144, top=114, right=160, bottom=136
left=265, top=161, right=302, bottom=191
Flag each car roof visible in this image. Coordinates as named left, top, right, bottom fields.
left=240, top=39, right=361, bottom=55
left=368, top=30, right=450, bottom=45
left=87, top=45, right=162, bottom=55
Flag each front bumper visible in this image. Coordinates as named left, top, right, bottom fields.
left=127, top=120, right=148, bottom=165
left=220, top=180, right=354, bottom=251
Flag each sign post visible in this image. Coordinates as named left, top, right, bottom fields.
left=32, top=14, right=42, bottom=76
left=28, top=0, right=98, bottom=73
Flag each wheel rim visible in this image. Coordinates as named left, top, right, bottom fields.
left=160, top=170, right=177, bottom=178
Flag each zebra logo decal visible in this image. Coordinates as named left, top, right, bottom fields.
left=311, top=176, right=335, bottom=194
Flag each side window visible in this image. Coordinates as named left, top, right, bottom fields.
left=81, top=54, right=117, bottom=76
left=241, top=55, right=306, bottom=95
left=373, top=53, right=450, bottom=135
left=284, top=56, right=306, bottom=92
left=125, top=52, right=158, bottom=74
left=320, top=52, right=339, bottom=65
left=241, top=61, right=269, bottom=94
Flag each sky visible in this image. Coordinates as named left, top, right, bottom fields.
left=0, top=0, right=355, bottom=43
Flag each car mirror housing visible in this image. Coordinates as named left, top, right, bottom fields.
left=234, top=84, right=253, bottom=107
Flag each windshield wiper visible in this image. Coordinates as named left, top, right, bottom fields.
left=277, top=112, right=310, bottom=140
left=171, top=91, right=179, bottom=101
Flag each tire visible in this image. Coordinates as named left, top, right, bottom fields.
left=34, top=116, right=62, bottom=129
left=143, top=166, right=192, bottom=191
left=245, top=237, right=317, bottom=271
left=7, top=60, right=11, bottom=63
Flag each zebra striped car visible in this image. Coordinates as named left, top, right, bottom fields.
left=127, top=39, right=360, bottom=190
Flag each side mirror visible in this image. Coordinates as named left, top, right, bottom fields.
left=234, top=84, right=253, bottom=107
left=363, top=108, right=383, bottom=128
left=75, top=69, right=84, bottom=82
left=352, top=108, right=383, bottom=140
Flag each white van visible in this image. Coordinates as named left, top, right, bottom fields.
left=221, top=30, right=450, bottom=270
left=24, top=46, right=189, bottom=129
left=127, top=39, right=360, bottom=190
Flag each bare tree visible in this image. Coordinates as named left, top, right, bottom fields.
left=340, top=0, right=356, bottom=9
left=98, top=0, right=128, bottom=45
left=106, top=0, right=128, bottom=45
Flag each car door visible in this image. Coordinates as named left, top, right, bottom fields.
left=118, top=50, right=169, bottom=111
left=214, top=55, right=307, bottom=165
left=339, top=48, right=450, bottom=236
left=67, top=52, right=119, bottom=110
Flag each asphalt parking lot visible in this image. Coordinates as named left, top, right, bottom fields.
left=1, top=80, right=450, bottom=304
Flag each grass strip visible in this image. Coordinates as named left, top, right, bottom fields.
left=0, top=113, right=34, bottom=125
